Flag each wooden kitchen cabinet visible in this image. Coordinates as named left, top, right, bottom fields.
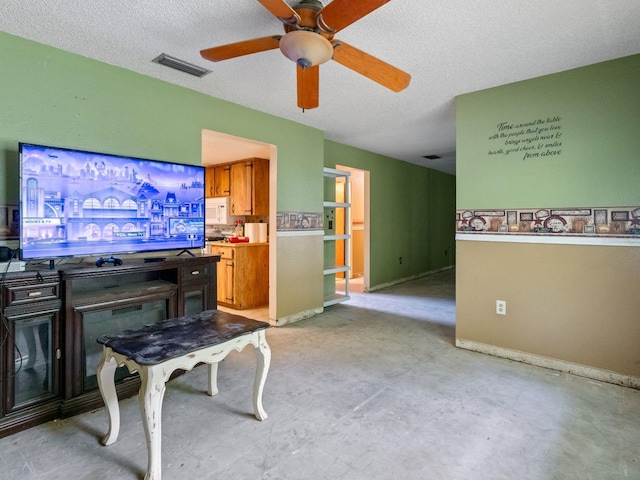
left=205, top=165, right=231, bottom=197
left=205, top=166, right=215, bottom=197
left=209, top=243, right=268, bottom=309
left=229, top=158, right=269, bottom=216
left=214, top=164, right=230, bottom=197
left=213, top=246, right=235, bottom=306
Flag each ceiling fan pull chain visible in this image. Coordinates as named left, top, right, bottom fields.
left=301, top=67, right=305, bottom=113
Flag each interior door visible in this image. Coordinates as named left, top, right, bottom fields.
left=335, top=180, right=345, bottom=278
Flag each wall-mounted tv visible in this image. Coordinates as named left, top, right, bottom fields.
left=19, top=143, right=206, bottom=260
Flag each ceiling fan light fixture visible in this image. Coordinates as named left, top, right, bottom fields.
left=279, top=30, right=333, bottom=68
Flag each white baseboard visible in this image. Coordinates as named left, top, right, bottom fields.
left=368, top=265, right=455, bottom=292
left=275, top=307, right=323, bottom=326
left=456, top=338, right=640, bottom=390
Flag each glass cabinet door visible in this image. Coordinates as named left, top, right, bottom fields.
left=179, top=260, right=216, bottom=315
left=82, top=299, right=168, bottom=391
left=5, top=311, right=58, bottom=411
left=183, top=288, right=206, bottom=316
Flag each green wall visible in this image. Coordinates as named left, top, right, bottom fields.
left=457, top=54, right=640, bottom=209
left=0, top=31, right=324, bottom=211
left=324, top=141, right=456, bottom=289
left=0, top=31, right=456, bottom=320
left=455, top=54, right=640, bottom=384
left=0, top=31, right=326, bottom=319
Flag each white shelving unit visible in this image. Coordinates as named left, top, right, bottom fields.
left=323, top=167, right=351, bottom=307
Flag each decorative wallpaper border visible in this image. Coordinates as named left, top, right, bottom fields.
left=457, top=206, right=640, bottom=237
left=276, top=211, right=323, bottom=231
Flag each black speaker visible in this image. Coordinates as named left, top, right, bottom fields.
left=0, top=247, right=16, bottom=262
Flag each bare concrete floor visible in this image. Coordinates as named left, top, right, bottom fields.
left=1, top=268, right=639, bottom=479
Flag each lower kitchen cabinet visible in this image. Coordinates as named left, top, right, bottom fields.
left=209, top=243, right=268, bottom=309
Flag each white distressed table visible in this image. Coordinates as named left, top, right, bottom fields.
left=96, top=310, right=270, bottom=480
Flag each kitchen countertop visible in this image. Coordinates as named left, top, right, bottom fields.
left=207, top=241, right=269, bottom=247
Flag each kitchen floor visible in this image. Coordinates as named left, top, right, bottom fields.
left=2, top=268, right=639, bottom=480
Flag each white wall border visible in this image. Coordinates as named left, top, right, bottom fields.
left=456, top=338, right=640, bottom=390
left=456, top=233, right=640, bottom=247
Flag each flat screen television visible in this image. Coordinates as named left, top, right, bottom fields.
left=19, top=142, right=206, bottom=260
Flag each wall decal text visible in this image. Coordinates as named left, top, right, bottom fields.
left=488, top=116, right=563, bottom=161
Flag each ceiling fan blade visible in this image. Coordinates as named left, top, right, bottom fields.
left=332, top=41, right=410, bottom=92
left=297, top=65, right=320, bottom=110
left=318, top=0, right=390, bottom=33
left=256, top=0, right=300, bottom=26
left=200, top=36, right=282, bottom=62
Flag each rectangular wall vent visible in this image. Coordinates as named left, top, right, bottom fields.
left=152, top=53, right=211, bottom=78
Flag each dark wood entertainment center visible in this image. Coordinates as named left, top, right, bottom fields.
left=0, top=254, right=220, bottom=438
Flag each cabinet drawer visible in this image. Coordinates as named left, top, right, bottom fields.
left=3, top=298, right=62, bottom=318
left=4, top=281, right=60, bottom=307
left=210, top=246, right=234, bottom=260
left=181, top=264, right=211, bottom=285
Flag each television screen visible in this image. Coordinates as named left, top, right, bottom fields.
left=19, top=143, right=206, bottom=260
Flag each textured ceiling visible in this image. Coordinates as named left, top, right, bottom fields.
left=1, top=0, right=639, bottom=175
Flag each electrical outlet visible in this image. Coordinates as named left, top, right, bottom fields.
left=399, top=256, right=403, bottom=264
left=496, top=300, right=507, bottom=315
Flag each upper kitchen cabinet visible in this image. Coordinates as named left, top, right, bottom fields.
left=230, top=158, right=269, bottom=216
left=214, top=164, right=231, bottom=197
left=205, top=165, right=231, bottom=198
left=205, top=167, right=215, bottom=197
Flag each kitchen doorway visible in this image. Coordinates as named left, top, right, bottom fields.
left=336, top=165, right=369, bottom=293
left=201, top=129, right=276, bottom=322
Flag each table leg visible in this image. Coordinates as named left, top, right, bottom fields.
left=207, top=362, right=219, bottom=396
left=97, top=351, right=120, bottom=446
left=253, top=330, right=271, bottom=421
left=139, top=366, right=167, bottom=480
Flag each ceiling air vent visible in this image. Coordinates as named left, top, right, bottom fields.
left=422, top=155, right=442, bottom=160
left=152, top=53, right=211, bottom=78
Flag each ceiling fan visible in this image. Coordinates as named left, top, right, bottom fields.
left=200, top=0, right=411, bottom=110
